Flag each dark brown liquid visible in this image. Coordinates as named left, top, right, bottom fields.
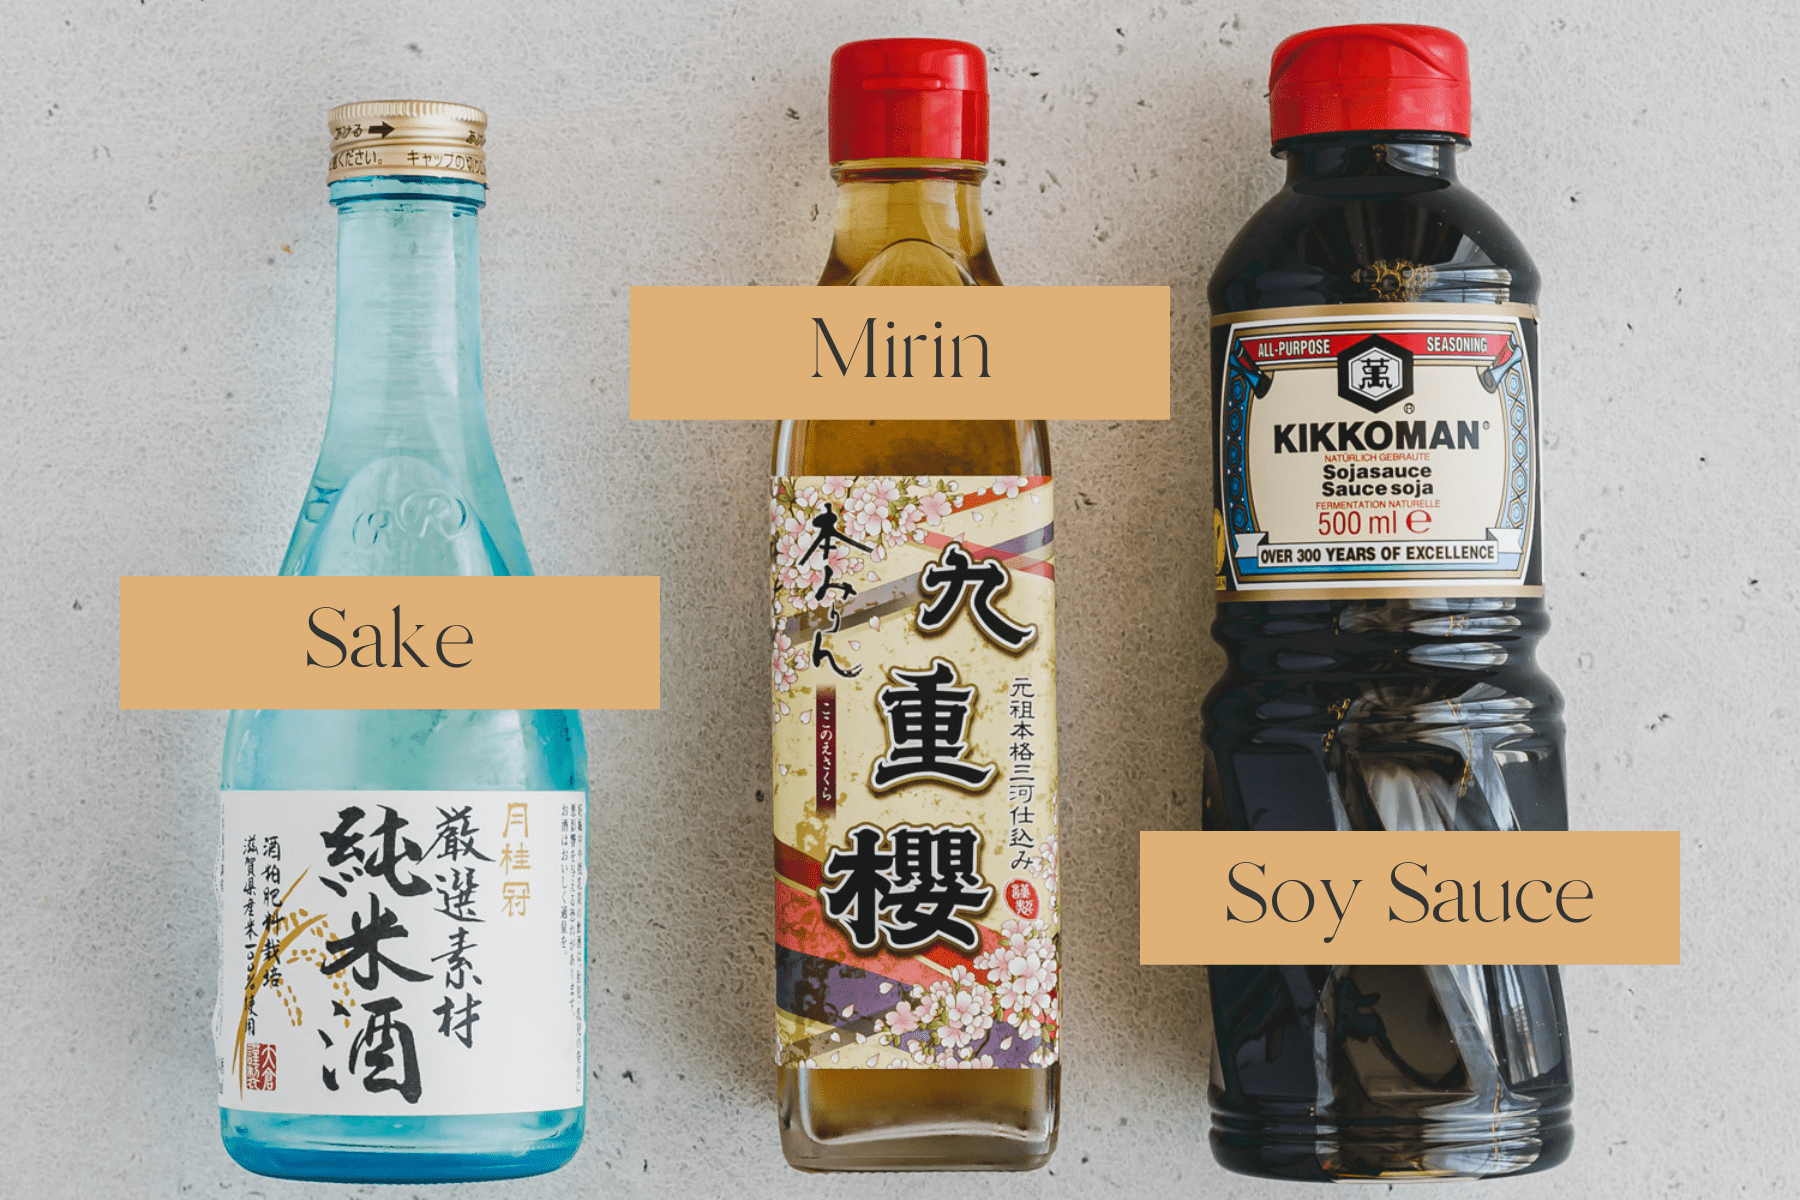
left=1204, top=135, right=1573, bottom=1181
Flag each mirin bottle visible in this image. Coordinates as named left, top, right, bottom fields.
left=770, top=39, right=1059, bottom=1171
left=1203, top=26, right=1573, bottom=1180
left=216, top=102, right=587, bottom=1183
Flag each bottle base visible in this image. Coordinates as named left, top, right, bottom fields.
left=778, top=1065, right=1057, bottom=1172
left=1210, top=1108, right=1573, bottom=1182
left=220, top=1106, right=583, bottom=1183
left=781, top=1133, right=1055, bottom=1173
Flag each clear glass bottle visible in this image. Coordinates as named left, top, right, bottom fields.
left=771, top=39, right=1058, bottom=1171
left=1203, top=27, right=1572, bottom=1180
left=216, top=102, right=586, bottom=1183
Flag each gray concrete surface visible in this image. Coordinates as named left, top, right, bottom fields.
left=2, top=1, right=1794, bottom=1196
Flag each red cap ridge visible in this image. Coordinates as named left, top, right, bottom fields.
left=829, top=38, right=988, bottom=163
left=1268, top=24, right=1471, bottom=143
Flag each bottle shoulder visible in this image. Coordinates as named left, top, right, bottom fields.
left=281, top=449, right=531, bottom=577
left=1209, top=178, right=1539, bottom=314
left=776, top=235, right=1044, bottom=475
left=818, top=237, right=997, bottom=286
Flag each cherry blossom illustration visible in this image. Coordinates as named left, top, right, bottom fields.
left=769, top=475, right=969, bottom=694
left=989, top=475, right=1030, bottom=499
left=854, top=807, right=1061, bottom=1069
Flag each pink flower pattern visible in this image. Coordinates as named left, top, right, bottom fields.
left=776, top=474, right=1057, bottom=1068
left=861, top=850, right=1061, bottom=1068
left=771, top=474, right=1001, bottom=694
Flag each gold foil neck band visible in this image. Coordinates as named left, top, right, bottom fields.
left=327, top=99, right=487, bottom=185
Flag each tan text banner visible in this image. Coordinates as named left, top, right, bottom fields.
left=120, top=576, right=659, bottom=710
left=629, top=285, right=1170, bottom=419
left=1140, top=831, right=1680, bottom=965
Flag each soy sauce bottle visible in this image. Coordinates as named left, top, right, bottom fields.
left=1203, top=26, right=1573, bottom=1180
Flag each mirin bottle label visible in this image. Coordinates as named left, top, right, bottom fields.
left=1214, top=302, right=1541, bottom=598
left=215, top=790, right=585, bottom=1115
left=770, top=476, right=1059, bottom=1069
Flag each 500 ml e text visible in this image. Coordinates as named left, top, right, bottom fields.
left=813, top=317, right=989, bottom=379
left=306, top=605, right=473, bottom=668
left=1226, top=860, right=1593, bottom=945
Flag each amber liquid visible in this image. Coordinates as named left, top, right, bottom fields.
left=772, top=160, right=1056, bottom=1171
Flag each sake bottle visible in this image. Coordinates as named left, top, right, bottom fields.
left=216, top=101, right=587, bottom=1182
left=1202, top=26, right=1573, bottom=1180
left=770, top=39, right=1059, bottom=1171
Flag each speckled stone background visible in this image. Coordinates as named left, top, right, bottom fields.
left=2, top=1, right=1794, bottom=1197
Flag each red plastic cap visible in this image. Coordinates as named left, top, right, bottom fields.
left=829, top=38, right=988, bottom=163
left=1268, top=24, right=1471, bottom=142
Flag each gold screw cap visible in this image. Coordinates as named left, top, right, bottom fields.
left=327, top=100, right=487, bottom=185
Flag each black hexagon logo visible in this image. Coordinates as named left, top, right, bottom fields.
left=1336, top=334, right=1414, bottom=413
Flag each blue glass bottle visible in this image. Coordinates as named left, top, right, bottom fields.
left=217, top=103, right=585, bottom=1183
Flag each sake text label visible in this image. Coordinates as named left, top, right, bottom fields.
left=119, top=576, right=659, bottom=709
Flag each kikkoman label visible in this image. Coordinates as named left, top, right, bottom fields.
left=1213, top=303, right=1542, bottom=600
left=771, top=476, right=1058, bottom=1070
left=215, top=790, right=584, bottom=1115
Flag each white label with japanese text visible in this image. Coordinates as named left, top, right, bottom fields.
left=214, top=790, right=585, bottom=1115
